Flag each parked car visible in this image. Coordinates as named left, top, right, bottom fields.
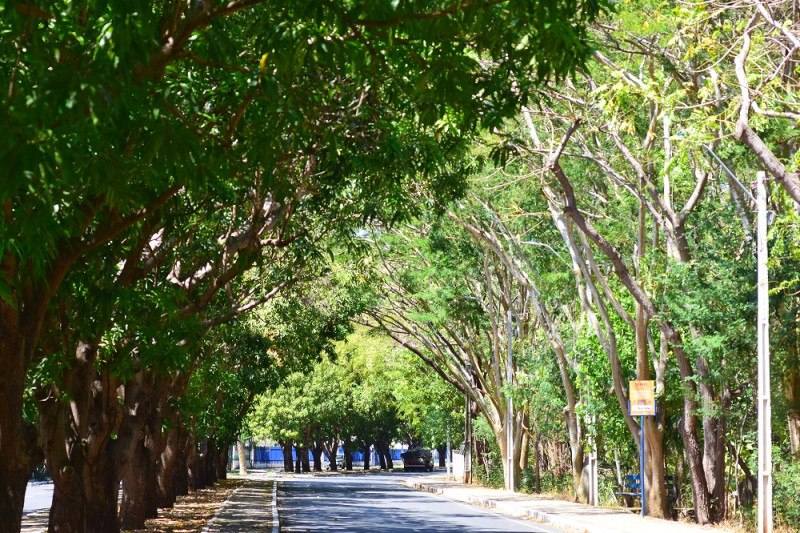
left=401, top=447, right=434, bottom=472
left=326, top=453, right=346, bottom=470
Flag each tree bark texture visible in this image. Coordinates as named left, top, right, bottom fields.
left=787, top=340, right=800, bottom=458
left=216, top=446, right=228, bottom=480
left=40, top=343, right=123, bottom=533
left=361, top=442, right=371, bottom=471
left=311, top=444, right=323, bottom=472
left=0, top=324, right=44, bottom=533
left=279, top=440, right=294, bottom=472
left=344, top=450, right=353, bottom=470
left=377, top=444, right=387, bottom=469
left=118, top=372, right=171, bottom=529
left=237, top=439, right=248, bottom=475
left=120, top=438, right=155, bottom=530
left=157, top=424, right=182, bottom=509
left=436, top=445, right=447, bottom=467
left=205, top=440, right=219, bottom=484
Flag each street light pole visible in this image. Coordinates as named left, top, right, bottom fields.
left=465, top=362, right=473, bottom=484
left=756, top=171, right=773, bottom=533
left=506, top=310, right=514, bottom=492
left=446, top=426, right=451, bottom=479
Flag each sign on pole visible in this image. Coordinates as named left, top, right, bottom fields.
left=629, top=380, right=656, bottom=416
left=629, top=380, right=656, bottom=518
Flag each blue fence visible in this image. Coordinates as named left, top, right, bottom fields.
left=250, top=446, right=405, bottom=464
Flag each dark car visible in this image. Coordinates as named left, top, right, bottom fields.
left=401, top=447, right=434, bottom=472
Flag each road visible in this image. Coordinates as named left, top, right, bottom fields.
left=23, top=482, right=53, bottom=516
left=278, top=473, right=564, bottom=533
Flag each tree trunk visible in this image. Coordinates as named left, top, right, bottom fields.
left=294, top=444, right=302, bottom=473
left=519, top=423, right=530, bottom=472
left=280, top=440, right=294, bottom=472
left=47, top=462, right=87, bottom=533
left=301, top=444, right=310, bottom=473
left=0, top=329, right=43, bottom=533
left=41, top=343, right=123, bottom=533
left=644, top=416, right=668, bottom=518
left=120, top=438, right=154, bottom=530
left=311, top=444, right=324, bottom=472
left=362, top=442, right=371, bottom=471
left=121, top=373, right=170, bottom=526
left=383, top=442, right=394, bottom=470
left=217, top=446, right=228, bottom=480
left=188, top=446, right=204, bottom=492
left=786, top=338, right=800, bottom=458
left=345, top=450, right=353, bottom=470
left=175, top=430, right=190, bottom=496
left=157, top=426, right=181, bottom=509
left=85, top=448, right=120, bottom=533
left=436, top=445, right=447, bottom=467
left=293, top=443, right=310, bottom=473
left=47, top=446, right=120, bottom=533
left=377, top=443, right=387, bottom=470
left=237, top=439, right=248, bottom=475
left=322, top=439, right=339, bottom=471
left=205, top=440, right=219, bottom=484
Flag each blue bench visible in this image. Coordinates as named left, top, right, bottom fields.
left=617, top=474, right=676, bottom=499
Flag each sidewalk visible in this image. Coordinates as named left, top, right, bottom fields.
left=20, top=475, right=277, bottom=533
left=202, top=477, right=277, bottom=533
left=20, top=510, right=48, bottom=533
left=405, top=475, right=735, bottom=533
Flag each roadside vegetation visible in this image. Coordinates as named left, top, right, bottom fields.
left=2, top=1, right=800, bottom=533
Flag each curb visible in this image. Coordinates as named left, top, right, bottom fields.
left=272, top=480, right=280, bottom=533
left=405, top=480, right=619, bottom=533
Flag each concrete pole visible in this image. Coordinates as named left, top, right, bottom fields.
left=465, top=362, right=473, bottom=484
left=589, top=422, right=600, bottom=506
left=447, top=428, right=451, bottom=479
left=506, top=310, right=514, bottom=492
left=756, top=171, right=773, bottom=533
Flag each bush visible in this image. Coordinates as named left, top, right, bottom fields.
left=773, top=459, right=800, bottom=529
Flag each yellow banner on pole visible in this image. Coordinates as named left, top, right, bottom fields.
left=629, top=380, right=656, bottom=416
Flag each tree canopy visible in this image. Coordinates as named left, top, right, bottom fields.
left=6, top=1, right=800, bottom=532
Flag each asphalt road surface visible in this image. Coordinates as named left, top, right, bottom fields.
left=23, top=482, right=53, bottom=515
left=279, top=473, right=564, bottom=533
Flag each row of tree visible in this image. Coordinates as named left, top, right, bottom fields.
left=1, top=1, right=607, bottom=531
left=246, top=326, right=462, bottom=473
left=361, top=0, right=800, bottom=529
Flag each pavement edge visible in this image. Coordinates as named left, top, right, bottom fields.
left=404, top=479, right=619, bottom=533
left=272, top=479, right=280, bottom=533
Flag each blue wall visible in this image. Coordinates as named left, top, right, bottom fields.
left=252, top=446, right=404, bottom=463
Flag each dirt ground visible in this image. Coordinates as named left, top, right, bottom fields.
left=127, top=479, right=245, bottom=533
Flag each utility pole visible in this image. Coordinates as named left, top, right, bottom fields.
left=465, top=362, right=473, bottom=484
left=506, top=311, right=514, bottom=492
left=756, top=171, right=773, bottom=533
left=446, top=427, right=451, bottom=479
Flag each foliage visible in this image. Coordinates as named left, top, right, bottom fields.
left=773, top=454, right=800, bottom=528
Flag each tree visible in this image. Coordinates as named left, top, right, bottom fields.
left=1, top=1, right=608, bottom=527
